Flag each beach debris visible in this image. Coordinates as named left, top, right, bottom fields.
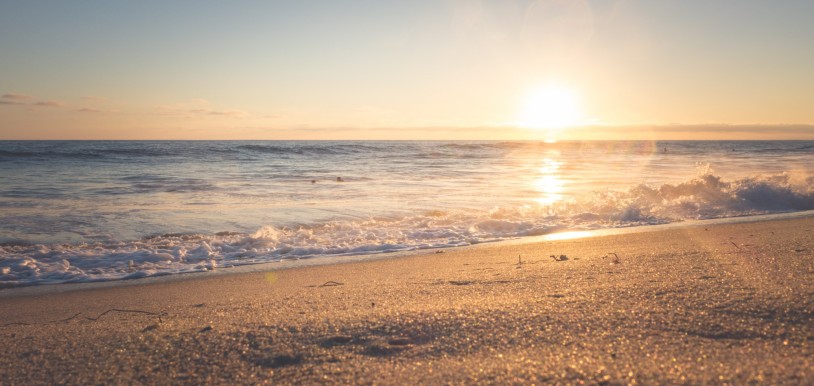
left=550, top=254, right=568, bottom=262
left=516, top=254, right=523, bottom=268
left=319, top=281, right=344, bottom=287
left=142, top=324, right=159, bottom=332
left=336, top=177, right=344, bottom=182
left=85, top=308, right=167, bottom=323
left=311, top=179, right=316, bottom=184
left=435, top=250, right=445, bottom=254
left=387, top=337, right=412, bottom=346
left=261, top=354, right=303, bottom=368
left=0, top=321, right=31, bottom=327
left=2, top=308, right=167, bottom=328
left=730, top=241, right=741, bottom=250
left=328, top=335, right=353, bottom=344
left=199, top=325, right=213, bottom=333
left=54, top=312, right=83, bottom=323
left=364, top=343, right=404, bottom=356
left=448, top=280, right=475, bottom=286
left=604, top=252, right=621, bottom=264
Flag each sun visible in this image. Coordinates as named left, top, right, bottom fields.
left=517, top=83, right=582, bottom=131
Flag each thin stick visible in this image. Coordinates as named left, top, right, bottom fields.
left=53, top=312, right=82, bottom=323
left=2, top=308, right=166, bottom=328
left=85, top=309, right=167, bottom=323
left=0, top=322, right=31, bottom=327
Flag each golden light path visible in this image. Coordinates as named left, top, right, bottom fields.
left=517, top=83, right=582, bottom=206
left=533, top=156, right=565, bottom=206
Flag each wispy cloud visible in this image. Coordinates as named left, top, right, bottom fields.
left=75, top=107, right=104, bottom=113
left=1, top=93, right=36, bottom=105
left=572, top=124, right=814, bottom=135
left=157, top=99, right=248, bottom=119
left=1, top=93, right=69, bottom=108
left=80, top=96, right=108, bottom=101
left=33, top=100, right=67, bottom=108
left=2, top=93, right=35, bottom=101
left=188, top=108, right=248, bottom=118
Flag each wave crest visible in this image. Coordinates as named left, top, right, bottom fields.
left=2, top=171, right=814, bottom=287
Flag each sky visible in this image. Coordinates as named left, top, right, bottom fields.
left=1, top=0, right=813, bottom=140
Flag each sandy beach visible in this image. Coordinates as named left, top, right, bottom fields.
left=1, top=217, right=813, bottom=384
left=5, top=1, right=814, bottom=384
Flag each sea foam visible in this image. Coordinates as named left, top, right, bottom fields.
left=2, top=170, right=813, bottom=287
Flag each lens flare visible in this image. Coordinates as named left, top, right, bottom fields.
left=518, top=83, right=583, bottom=140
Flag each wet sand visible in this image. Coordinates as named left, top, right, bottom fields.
left=1, top=217, right=813, bottom=384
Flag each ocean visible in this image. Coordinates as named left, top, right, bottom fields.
left=1, top=140, right=813, bottom=287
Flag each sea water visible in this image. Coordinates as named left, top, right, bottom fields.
left=1, top=140, right=813, bottom=286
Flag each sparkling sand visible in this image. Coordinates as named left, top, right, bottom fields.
left=1, top=217, right=813, bottom=384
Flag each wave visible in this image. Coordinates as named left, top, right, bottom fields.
left=4, top=141, right=813, bottom=164
left=574, top=172, right=814, bottom=221
left=2, top=171, right=813, bottom=287
left=0, top=142, right=389, bottom=161
left=118, top=175, right=219, bottom=193
left=0, top=148, right=107, bottom=160
left=0, top=149, right=38, bottom=158
left=237, top=143, right=382, bottom=156
left=0, top=145, right=178, bottom=160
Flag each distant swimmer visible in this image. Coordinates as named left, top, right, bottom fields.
left=662, top=147, right=668, bottom=153
left=336, top=177, right=343, bottom=182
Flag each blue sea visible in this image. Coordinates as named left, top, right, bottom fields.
left=1, top=140, right=813, bottom=287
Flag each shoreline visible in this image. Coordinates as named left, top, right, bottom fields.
left=3, top=209, right=813, bottom=299
left=1, top=215, right=813, bottom=383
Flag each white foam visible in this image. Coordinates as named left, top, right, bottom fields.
left=2, top=171, right=814, bottom=287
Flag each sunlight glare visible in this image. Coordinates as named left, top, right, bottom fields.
left=518, top=83, right=582, bottom=131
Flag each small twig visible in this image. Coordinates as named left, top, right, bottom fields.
left=730, top=241, right=741, bottom=250
left=516, top=254, right=523, bottom=268
left=52, top=312, right=83, bottom=323
left=0, top=321, right=31, bottom=327
left=2, top=309, right=166, bottom=328
left=3, top=313, right=81, bottom=327
left=85, top=309, right=167, bottom=323
left=319, top=281, right=344, bottom=287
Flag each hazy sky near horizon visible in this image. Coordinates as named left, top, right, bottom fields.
left=1, top=0, right=813, bottom=140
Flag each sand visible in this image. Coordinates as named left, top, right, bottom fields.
left=1, top=217, right=813, bottom=384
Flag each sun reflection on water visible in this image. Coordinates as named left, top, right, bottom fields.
left=533, top=156, right=566, bottom=205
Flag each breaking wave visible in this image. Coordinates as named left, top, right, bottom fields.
left=2, top=171, right=813, bottom=287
